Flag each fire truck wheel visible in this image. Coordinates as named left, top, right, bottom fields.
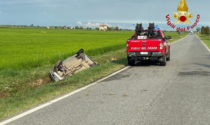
left=166, top=50, right=170, bottom=61
left=127, top=56, right=135, bottom=66
left=160, top=55, right=166, bottom=66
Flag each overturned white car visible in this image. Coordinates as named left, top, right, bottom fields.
left=50, top=49, right=97, bottom=81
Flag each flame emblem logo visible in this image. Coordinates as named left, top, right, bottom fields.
left=173, top=0, right=193, bottom=24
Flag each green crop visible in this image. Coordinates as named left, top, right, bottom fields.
left=0, top=28, right=131, bottom=70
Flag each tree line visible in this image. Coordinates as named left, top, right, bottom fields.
left=0, top=25, right=131, bottom=31
left=200, top=26, right=210, bottom=35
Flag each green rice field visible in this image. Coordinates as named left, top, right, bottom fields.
left=0, top=28, right=131, bottom=70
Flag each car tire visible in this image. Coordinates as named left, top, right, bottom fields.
left=160, top=55, right=166, bottom=66
left=166, top=50, right=170, bottom=61
left=127, top=56, right=135, bottom=66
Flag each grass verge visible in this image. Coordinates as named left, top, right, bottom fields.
left=166, top=31, right=188, bottom=43
left=197, top=34, right=210, bottom=48
left=0, top=48, right=127, bottom=121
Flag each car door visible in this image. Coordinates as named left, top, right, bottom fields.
left=162, top=31, right=170, bottom=54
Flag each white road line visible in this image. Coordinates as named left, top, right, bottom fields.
left=171, top=35, right=188, bottom=45
left=0, top=66, right=130, bottom=125
left=0, top=35, right=189, bottom=125
left=195, top=35, right=210, bottom=52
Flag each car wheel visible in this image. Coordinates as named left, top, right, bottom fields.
left=160, top=55, right=166, bottom=66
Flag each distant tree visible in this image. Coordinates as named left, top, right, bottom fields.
left=79, top=26, right=83, bottom=29
left=30, top=24, right=33, bottom=27
left=205, top=26, right=210, bottom=35
left=115, top=26, right=119, bottom=31
left=201, top=26, right=204, bottom=34
left=62, top=26, right=67, bottom=29
left=196, top=27, right=201, bottom=33
left=107, top=27, right=111, bottom=31
left=95, top=27, right=99, bottom=30
left=111, top=27, right=115, bottom=31
left=107, top=27, right=114, bottom=31
left=201, top=26, right=210, bottom=35
left=75, top=26, right=79, bottom=29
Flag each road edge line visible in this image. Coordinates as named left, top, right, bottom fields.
left=171, top=35, right=188, bottom=45
left=0, top=66, right=130, bottom=125
left=195, top=35, right=210, bottom=52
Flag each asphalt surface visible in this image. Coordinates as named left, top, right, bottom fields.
left=3, top=35, right=210, bottom=125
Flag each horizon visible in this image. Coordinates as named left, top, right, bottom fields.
left=0, top=0, right=209, bottom=31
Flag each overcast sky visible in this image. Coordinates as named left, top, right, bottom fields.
left=0, top=0, right=209, bottom=30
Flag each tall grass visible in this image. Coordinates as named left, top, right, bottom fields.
left=197, top=34, right=210, bottom=48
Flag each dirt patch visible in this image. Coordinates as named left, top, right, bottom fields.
left=0, top=92, right=10, bottom=100
left=122, top=94, right=128, bottom=97
left=111, top=57, right=117, bottom=61
left=106, top=57, right=117, bottom=62
left=28, top=76, right=51, bottom=87
left=41, top=31, right=47, bottom=33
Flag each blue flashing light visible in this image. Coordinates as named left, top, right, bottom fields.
left=156, top=25, right=160, bottom=30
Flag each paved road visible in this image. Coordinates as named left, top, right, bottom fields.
left=3, top=35, right=210, bottom=125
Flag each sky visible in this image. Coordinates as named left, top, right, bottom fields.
left=0, top=0, right=209, bottom=30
